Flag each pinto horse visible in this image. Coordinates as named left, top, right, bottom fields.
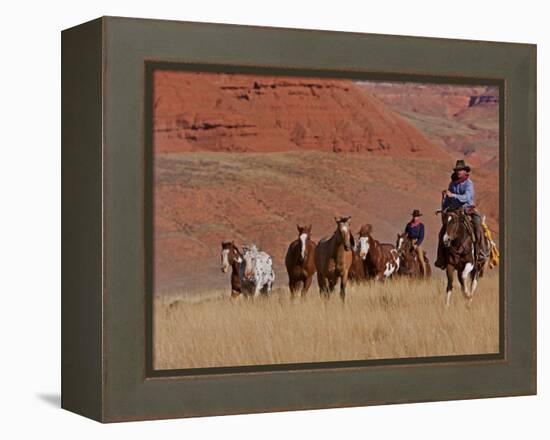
left=285, top=224, right=317, bottom=296
left=220, top=241, right=243, bottom=298
left=314, top=216, right=354, bottom=300
left=358, top=224, right=400, bottom=281
left=440, top=209, right=479, bottom=307
left=396, top=232, right=432, bottom=278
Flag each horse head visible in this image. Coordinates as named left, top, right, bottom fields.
left=396, top=232, right=407, bottom=253
left=395, top=232, right=415, bottom=275
left=334, top=216, right=352, bottom=251
left=443, top=211, right=463, bottom=248
left=396, top=232, right=415, bottom=255
left=221, top=241, right=242, bottom=273
left=356, top=224, right=373, bottom=260
left=296, top=224, right=312, bottom=261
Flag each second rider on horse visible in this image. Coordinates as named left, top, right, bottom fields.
left=434, top=159, right=488, bottom=269
left=404, top=209, right=427, bottom=277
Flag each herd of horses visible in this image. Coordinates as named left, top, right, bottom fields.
left=221, top=212, right=486, bottom=306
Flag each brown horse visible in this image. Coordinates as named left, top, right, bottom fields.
left=314, top=216, right=354, bottom=300
left=359, top=224, right=400, bottom=281
left=349, top=252, right=368, bottom=282
left=349, top=224, right=372, bottom=282
left=285, top=224, right=317, bottom=296
left=396, top=232, right=432, bottom=278
left=220, top=241, right=243, bottom=298
left=440, top=209, right=479, bottom=307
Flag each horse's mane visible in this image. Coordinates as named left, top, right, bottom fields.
left=233, top=243, right=243, bottom=258
left=358, top=224, right=373, bottom=236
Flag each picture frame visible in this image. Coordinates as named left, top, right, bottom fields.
left=61, top=16, right=536, bottom=422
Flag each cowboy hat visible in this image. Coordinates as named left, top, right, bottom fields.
left=453, top=159, right=471, bottom=172
left=411, top=209, right=423, bottom=217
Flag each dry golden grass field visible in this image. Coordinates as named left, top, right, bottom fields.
left=153, top=272, right=499, bottom=370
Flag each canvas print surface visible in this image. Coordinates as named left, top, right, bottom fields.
left=151, top=69, right=500, bottom=370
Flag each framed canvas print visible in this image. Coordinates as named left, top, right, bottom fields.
left=61, top=16, right=536, bottom=422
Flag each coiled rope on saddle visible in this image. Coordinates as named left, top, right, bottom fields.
left=482, top=222, right=500, bottom=268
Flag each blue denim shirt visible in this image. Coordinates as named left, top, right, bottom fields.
left=443, top=178, right=475, bottom=210
left=405, top=222, right=425, bottom=245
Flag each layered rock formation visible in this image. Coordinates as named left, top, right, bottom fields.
left=153, top=71, right=449, bottom=158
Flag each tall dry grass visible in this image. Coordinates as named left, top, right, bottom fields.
left=153, top=273, right=499, bottom=370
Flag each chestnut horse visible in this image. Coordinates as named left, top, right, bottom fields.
left=349, top=224, right=372, bottom=282
left=220, top=241, right=243, bottom=298
left=440, top=209, right=479, bottom=307
left=285, top=224, right=317, bottom=296
left=396, top=232, right=432, bottom=278
left=314, top=216, right=354, bottom=300
left=359, top=224, right=400, bottom=281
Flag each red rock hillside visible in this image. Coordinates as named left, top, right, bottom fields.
left=154, top=71, right=450, bottom=158
left=153, top=71, right=499, bottom=294
left=357, top=82, right=499, bottom=167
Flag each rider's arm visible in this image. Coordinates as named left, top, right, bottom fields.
left=442, top=182, right=452, bottom=208
left=442, top=197, right=449, bottom=209
left=452, top=179, right=475, bottom=204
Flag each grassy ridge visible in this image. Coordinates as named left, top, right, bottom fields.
left=154, top=151, right=500, bottom=293
left=153, top=273, right=499, bottom=370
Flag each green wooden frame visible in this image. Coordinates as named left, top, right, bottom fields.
left=62, top=16, right=536, bottom=422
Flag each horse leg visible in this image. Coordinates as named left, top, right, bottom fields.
left=457, top=267, right=465, bottom=296
left=468, top=268, right=478, bottom=306
left=328, top=274, right=336, bottom=293
left=316, top=272, right=323, bottom=294
left=340, top=273, right=348, bottom=302
left=318, top=273, right=329, bottom=297
left=231, top=289, right=241, bottom=299
left=253, top=282, right=262, bottom=298
left=323, top=277, right=333, bottom=297
left=461, top=262, right=474, bottom=304
left=471, top=269, right=479, bottom=295
left=302, top=275, right=313, bottom=296
left=289, top=278, right=297, bottom=296
left=445, top=266, right=454, bottom=307
left=470, top=276, right=478, bottom=298
left=478, top=259, right=488, bottom=278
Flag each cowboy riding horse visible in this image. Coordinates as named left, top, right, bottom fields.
left=435, top=159, right=490, bottom=274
